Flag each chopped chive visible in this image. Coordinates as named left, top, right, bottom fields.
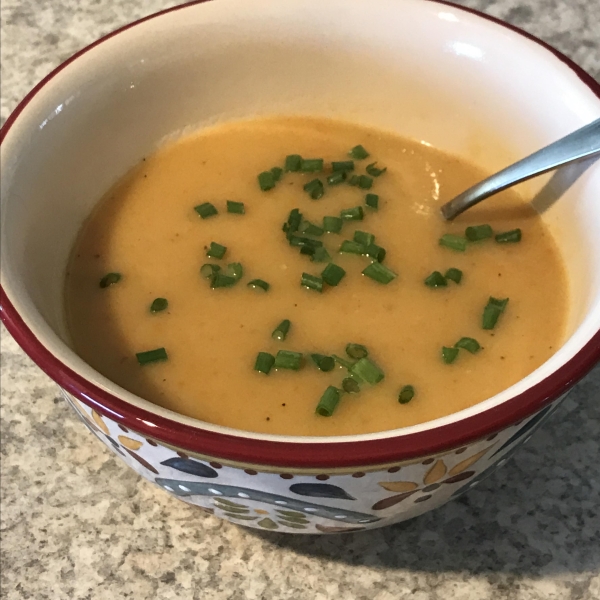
left=365, top=243, right=386, bottom=262
left=200, top=263, right=220, bottom=278
left=445, top=268, right=463, bottom=284
left=316, top=386, right=342, bottom=417
left=283, top=208, right=302, bottom=239
left=323, top=216, right=343, bottom=233
left=311, top=354, right=336, bottom=372
left=362, top=262, right=397, bottom=284
left=99, top=272, right=121, bottom=288
left=274, top=350, right=303, bottom=370
left=332, top=160, right=355, bottom=172
left=303, top=178, right=325, bottom=200
left=210, top=273, right=237, bottom=288
left=340, top=206, right=364, bottom=221
left=339, top=240, right=366, bottom=255
left=272, top=319, right=291, bottom=341
left=150, top=298, right=168, bottom=313
left=347, top=174, right=359, bottom=186
left=321, top=263, right=346, bottom=286
left=342, top=378, right=361, bottom=394
left=366, top=162, right=387, bottom=177
left=271, top=166, right=283, bottom=182
left=136, top=347, right=168, bottom=365
left=353, top=230, right=375, bottom=247
left=495, top=229, right=522, bottom=243
left=301, top=272, right=324, bottom=292
left=299, top=220, right=324, bottom=236
left=349, top=145, right=370, bottom=160
left=332, top=354, right=354, bottom=369
left=285, top=154, right=303, bottom=172
left=290, top=236, right=323, bottom=250
left=226, top=200, right=245, bottom=214
left=439, top=234, right=467, bottom=252
left=346, top=343, right=368, bottom=359
left=398, top=385, right=415, bottom=404
left=247, top=279, right=270, bottom=292
left=311, top=247, right=331, bottom=263
left=258, top=171, right=276, bottom=191
left=194, top=202, right=218, bottom=219
left=465, top=224, right=493, bottom=242
left=455, top=337, right=482, bottom=354
left=424, top=271, right=448, bottom=288
left=301, top=158, right=324, bottom=172
left=482, top=297, right=509, bottom=330
left=365, top=193, right=379, bottom=210
left=327, top=171, right=347, bottom=186
left=206, top=242, right=227, bottom=259
left=254, top=352, right=275, bottom=374
left=357, top=175, right=373, bottom=190
left=350, top=357, right=384, bottom=385
left=225, top=263, right=242, bottom=281
left=442, top=346, right=459, bottom=364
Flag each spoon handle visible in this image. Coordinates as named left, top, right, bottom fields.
left=441, top=118, right=600, bottom=220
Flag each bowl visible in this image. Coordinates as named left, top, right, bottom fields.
left=1, top=0, right=599, bottom=534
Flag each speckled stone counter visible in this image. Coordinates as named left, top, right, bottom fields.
left=1, top=1, right=599, bottom=598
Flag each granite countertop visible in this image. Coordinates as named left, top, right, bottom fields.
left=1, top=1, right=599, bottom=598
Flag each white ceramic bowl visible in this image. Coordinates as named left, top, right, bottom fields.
left=1, top=0, right=599, bottom=534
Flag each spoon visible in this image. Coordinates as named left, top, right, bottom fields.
left=440, top=118, right=600, bottom=221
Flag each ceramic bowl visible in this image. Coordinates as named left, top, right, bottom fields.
left=2, top=0, right=599, bottom=534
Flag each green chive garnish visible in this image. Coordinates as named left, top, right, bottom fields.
left=258, top=171, right=276, bottom=191
left=348, top=174, right=359, bottom=186
left=442, top=346, right=459, bottom=364
left=366, top=162, right=387, bottom=177
left=327, top=171, right=346, bottom=185
left=316, top=386, right=342, bottom=417
left=210, top=273, right=237, bottom=288
left=285, top=154, right=302, bottom=172
left=465, top=224, right=493, bottom=242
left=150, top=298, right=168, bottom=313
left=321, top=263, right=346, bottom=286
left=342, top=378, right=361, bottom=394
left=247, top=279, right=270, bottom=292
left=206, top=242, right=227, bottom=259
left=323, top=216, right=343, bottom=233
left=398, top=385, right=415, bottom=404
left=357, top=175, right=373, bottom=190
left=136, top=347, right=168, bottom=365
left=482, top=297, right=509, bottom=330
left=301, top=273, right=324, bottom=292
left=290, top=236, right=323, bottom=250
left=194, top=202, right=218, bottom=219
left=271, top=166, right=283, bottom=182
left=339, top=240, right=365, bottom=255
left=362, top=262, right=397, bottom=284
left=274, top=350, right=303, bottom=370
left=303, top=178, right=325, bottom=200
left=311, top=247, right=331, bottom=263
left=227, top=262, right=243, bottom=281
left=226, top=200, right=245, bottom=214
left=340, top=206, right=364, bottom=221
left=272, top=319, right=291, bottom=341
left=349, top=145, right=369, bottom=160
left=200, top=263, right=220, bottom=278
left=445, top=268, right=463, bottom=284
left=283, top=208, right=302, bottom=239
left=365, top=244, right=386, bottom=262
left=301, top=158, right=324, bottom=172
left=350, top=357, right=384, bottom=384
left=495, top=229, right=522, bottom=243
left=455, top=337, right=481, bottom=353
left=332, top=160, right=354, bottom=172
left=424, top=271, right=448, bottom=288
left=299, top=220, right=324, bottom=236
left=353, top=230, right=375, bottom=247
left=99, top=272, right=121, bottom=288
left=332, top=354, right=354, bottom=369
left=254, top=352, right=275, bottom=374
left=439, top=234, right=467, bottom=252
left=365, top=193, right=379, bottom=210
left=311, top=354, right=336, bottom=372
left=346, top=343, right=368, bottom=359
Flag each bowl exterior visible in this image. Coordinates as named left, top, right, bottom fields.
left=63, top=388, right=567, bottom=533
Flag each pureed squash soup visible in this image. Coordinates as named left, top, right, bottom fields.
left=65, top=117, right=568, bottom=436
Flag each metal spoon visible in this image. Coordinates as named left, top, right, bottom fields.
left=440, top=118, right=600, bottom=221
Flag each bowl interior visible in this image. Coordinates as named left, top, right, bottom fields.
left=2, top=0, right=599, bottom=442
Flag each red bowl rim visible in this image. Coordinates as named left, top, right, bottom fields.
left=1, top=0, right=599, bottom=469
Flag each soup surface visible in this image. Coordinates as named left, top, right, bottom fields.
left=65, top=117, right=568, bottom=436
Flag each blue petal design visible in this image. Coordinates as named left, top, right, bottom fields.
left=289, top=483, right=356, bottom=500
left=160, top=457, right=218, bottom=478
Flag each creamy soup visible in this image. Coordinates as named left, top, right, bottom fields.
left=65, top=117, right=568, bottom=436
